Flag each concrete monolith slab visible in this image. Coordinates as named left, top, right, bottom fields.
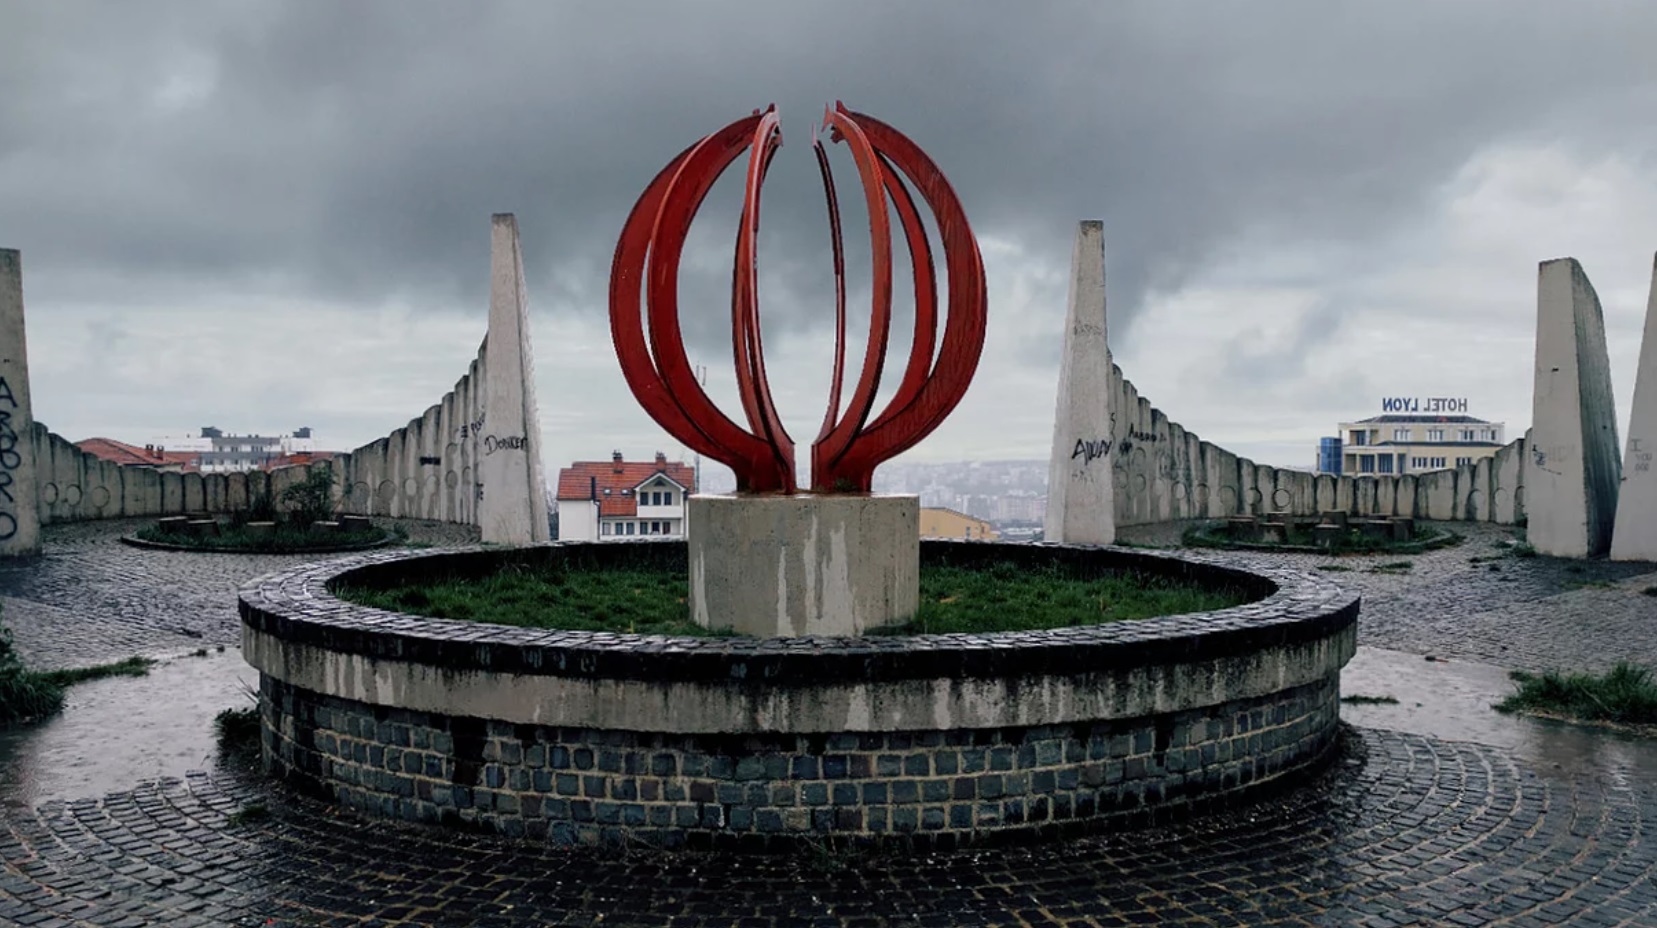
left=1044, top=221, right=1115, bottom=545
left=0, top=250, right=40, bottom=556
left=1527, top=258, right=1621, bottom=558
left=688, top=494, right=919, bottom=637
left=478, top=214, right=551, bottom=544
left=1612, top=255, right=1657, bottom=561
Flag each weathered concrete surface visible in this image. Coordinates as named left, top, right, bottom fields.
left=688, top=494, right=919, bottom=638
left=1105, top=361, right=1530, bottom=529
left=1045, top=221, right=1116, bottom=545
left=477, top=214, right=550, bottom=544
left=0, top=249, right=40, bottom=555
left=244, top=622, right=1349, bottom=734
left=1527, top=258, right=1621, bottom=557
left=1612, top=255, right=1657, bottom=561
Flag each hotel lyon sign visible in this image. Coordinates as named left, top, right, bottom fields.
left=1381, top=396, right=1469, bottom=414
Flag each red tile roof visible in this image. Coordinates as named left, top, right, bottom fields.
left=556, top=456, right=695, bottom=518
left=259, top=451, right=337, bottom=472
left=75, top=438, right=199, bottom=469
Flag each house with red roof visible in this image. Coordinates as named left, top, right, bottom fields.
left=75, top=438, right=200, bottom=472
left=555, top=451, right=696, bottom=541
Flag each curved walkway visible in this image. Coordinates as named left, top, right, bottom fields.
left=0, top=519, right=1654, bottom=927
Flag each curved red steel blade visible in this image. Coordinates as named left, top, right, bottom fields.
left=610, top=112, right=795, bottom=492
left=811, top=135, right=849, bottom=447
left=610, top=137, right=730, bottom=464
left=866, top=153, right=938, bottom=433
left=815, top=105, right=987, bottom=491
left=731, top=109, right=795, bottom=479
left=810, top=104, right=894, bottom=488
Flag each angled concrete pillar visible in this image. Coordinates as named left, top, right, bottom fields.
left=1044, top=221, right=1115, bottom=545
left=1612, top=254, right=1657, bottom=561
left=0, top=250, right=40, bottom=556
left=1527, top=258, right=1621, bottom=557
left=477, top=214, right=551, bottom=544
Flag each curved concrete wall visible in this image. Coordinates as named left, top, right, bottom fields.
left=32, top=423, right=320, bottom=524
left=32, top=341, right=488, bottom=528
left=332, top=343, right=486, bottom=524
left=28, top=214, right=554, bottom=536
left=1109, top=364, right=1530, bottom=527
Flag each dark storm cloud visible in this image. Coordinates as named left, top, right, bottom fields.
left=3, top=0, right=1655, bottom=359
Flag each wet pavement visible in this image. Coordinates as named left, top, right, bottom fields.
left=0, top=518, right=1654, bottom=927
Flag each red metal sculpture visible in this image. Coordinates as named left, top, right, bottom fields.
left=610, top=103, right=986, bottom=493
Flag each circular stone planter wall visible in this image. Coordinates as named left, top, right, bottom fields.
left=239, top=540, right=1358, bottom=851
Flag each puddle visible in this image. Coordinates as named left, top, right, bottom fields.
left=1341, top=645, right=1657, bottom=773
left=0, top=648, right=257, bottom=808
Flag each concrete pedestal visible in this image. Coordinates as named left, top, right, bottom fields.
left=688, top=494, right=919, bottom=638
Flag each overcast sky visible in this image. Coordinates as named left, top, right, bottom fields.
left=5, top=1, right=1656, bottom=483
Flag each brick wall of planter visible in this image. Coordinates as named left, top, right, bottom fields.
left=262, top=673, right=1338, bottom=851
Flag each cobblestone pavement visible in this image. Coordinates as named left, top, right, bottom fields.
left=2, top=519, right=1656, bottom=926
left=1, top=727, right=1654, bottom=927
left=1119, top=521, right=1657, bottom=672
left=0, top=518, right=478, bottom=670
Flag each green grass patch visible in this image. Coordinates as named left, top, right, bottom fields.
left=338, top=562, right=1251, bottom=637
left=1, top=622, right=153, bottom=727
left=1495, top=663, right=1657, bottom=726
left=36, top=656, right=153, bottom=688
left=226, top=800, right=270, bottom=826
left=1340, top=694, right=1400, bottom=705
left=137, top=522, right=391, bottom=552
left=1565, top=579, right=1619, bottom=592
left=1315, top=564, right=1353, bottom=573
left=1370, top=561, right=1414, bottom=574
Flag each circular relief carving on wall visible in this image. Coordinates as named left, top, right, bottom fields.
left=462, top=466, right=472, bottom=486
left=351, top=482, right=371, bottom=504
left=376, top=481, right=397, bottom=503
left=1133, top=474, right=1147, bottom=494
left=1247, top=488, right=1263, bottom=508
left=1113, top=469, right=1129, bottom=489
left=64, top=485, right=83, bottom=506
left=1512, top=486, right=1525, bottom=514
left=90, top=486, right=111, bottom=509
left=42, top=483, right=58, bottom=504
left=403, top=477, right=419, bottom=498
left=1131, top=448, right=1148, bottom=473
left=445, top=442, right=459, bottom=464
left=1218, top=485, right=1237, bottom=511
left=1272, top=488, right=1293, bottom=510
left=423, top=474, right=439, bottom=499
left=445, top=470, right=459, bottom=488
left=1194, top=483, right=1210, bottom=506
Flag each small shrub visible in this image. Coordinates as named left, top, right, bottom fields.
left=215, top=706, right=262, bottom=767
left=1340, top=694, right=1399, bottom=705
left=280, top=463, right=337, bottom=527
left=1511, top=542, right=1537, bottom=558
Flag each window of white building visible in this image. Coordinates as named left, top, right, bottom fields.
left=1426, top=429, right=1445, bottom=442
left=1392, top=428, right=1410, bottom=441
